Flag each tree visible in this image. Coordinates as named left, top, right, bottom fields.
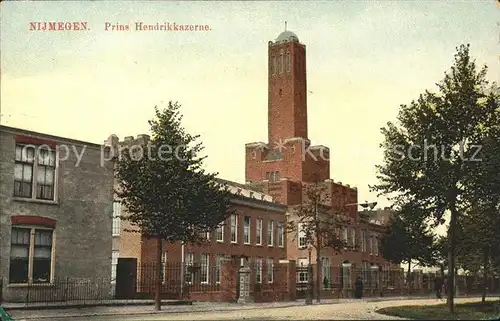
left=461, top=84, right=500, bottom=302
left=371, top=44, right=499, bottom=313
left=455, top=204, right=500, bottom=302
left=379, top=201, right=436, bottom=293
left=287, top=182, right=350, bottom=303
left=115, top=102, right=234, bottom=310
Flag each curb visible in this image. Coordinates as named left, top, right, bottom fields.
left=4, top=300, right=192, bottom=311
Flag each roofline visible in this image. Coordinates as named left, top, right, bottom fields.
left=0, top=125, right=103, bottom=148
left=230, top=195, right=287, bottom=213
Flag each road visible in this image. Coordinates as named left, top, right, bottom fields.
left=13, top=297, right=492, bottom=321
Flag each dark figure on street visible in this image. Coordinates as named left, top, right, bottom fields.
left=435, top=275, right=444, bottom=299
left=355, top=277, right=363, bottom=299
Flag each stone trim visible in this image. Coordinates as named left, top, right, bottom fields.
left=14, top=135, right=57, bottom=148
left=11, top=215, right=57, bottom=228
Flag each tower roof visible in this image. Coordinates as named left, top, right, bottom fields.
left=276, top=30, right=299, bottom=43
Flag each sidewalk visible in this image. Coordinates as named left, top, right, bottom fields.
left=6, top=295, right=457, bottom=320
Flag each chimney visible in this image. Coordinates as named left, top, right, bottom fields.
left=104, top=134, right=119, bottom=147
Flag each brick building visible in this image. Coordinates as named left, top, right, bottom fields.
left=0, top=125, right=115, bottom=302
left=108, top=135, right=288, bottom=296
left=110, top=29, right=396, bottom=299
left=243, top=30, right=396, bottom=284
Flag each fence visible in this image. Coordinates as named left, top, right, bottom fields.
left=3, top=263, right=500, bottom=305
left=294, top=267, right=500, bottom=299
left=3, top=278, right=113, bottom=306
left=134, top=262, right=221, bottom=300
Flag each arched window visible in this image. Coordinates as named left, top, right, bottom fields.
left=279, top=52, right=284, bottom=73
left=285, top=52, right=291, bottom=72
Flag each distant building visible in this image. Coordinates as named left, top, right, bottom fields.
left=0, top=125, right=115, bottom=302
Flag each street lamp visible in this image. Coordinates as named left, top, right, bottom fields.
left=345, top=201, right=378, bottom=210
left=305, top=242, right=313, bottom=305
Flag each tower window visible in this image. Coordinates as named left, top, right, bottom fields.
left=272, top=56, right=277, bottom=74
left=285, top=53, right=291, bottom=72
left=279, top=89, right=282, bottom=96
left=279, top=53, right=284, bottom=74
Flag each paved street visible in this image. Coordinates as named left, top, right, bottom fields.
left=10, top=297, right=496, bottom=320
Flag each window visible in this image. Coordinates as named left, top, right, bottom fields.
left=277, top=222, right=284, bottom=247
left=369, top=235, right=373, bottom=255
left=243, top=216, right=251, bottom=244
left=268, top=220, right=274, bottom=246
left=360, top=230, right=366, bottom=252
left=361, top=261, right=370, bottom=283
left=111, top=250, right=119, bottom=282
left=112, top=202, right=121, bottom=236
left=297, top=258, right=308, bottom=283
left=10, top=227, right=53, bottom=284
left=185, top=252, right=194, bottom=284
left=266, top=171, right=281, bottom=183
left=350, top=228, right=356, bottom=248
left=374, top=236, right=379, bottom=256
left=342, top=228, right=348, bottom=244
left=255, top=257, right=262, bottom=283
left=279, top=53, right=284, bottom=73
left=215, top=254, right=224, bottom=283
left=298, top=223, right=307, bottom=248
left=322, top=257, right=331, bottom=289
left=285, top=53, right=291, bottom=72
left=14, top=144, right=58, bottom=200
left=272, top=56, right=277, bottom=74
left=200, top=253, right=209, bottom=284
left=216, top=224, right=224, bottom=242
left=267, top=258, right=274, bottom=283
left=161, top=251, right=167, bottom=284
left=256, top=218, right=262, bottom=245
left=230, top=214, right=238, bottom=243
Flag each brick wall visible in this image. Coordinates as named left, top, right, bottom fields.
left=0, top=126, right=114, bottom=303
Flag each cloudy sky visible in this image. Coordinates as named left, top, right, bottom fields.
left=1, top=1, right=499, bottom=234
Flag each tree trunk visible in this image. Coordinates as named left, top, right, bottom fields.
left=482, top=248, right=489, bottom=303
left=155, top=238, right=162, bottom=311
left=407, top=261, right=412, bottom=296
left=447, top=207, right=457, bottom=314
left=316, top=247, right=321, bottom=303
left=315, top=200, right=321, bottom=303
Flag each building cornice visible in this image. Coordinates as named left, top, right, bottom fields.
left=1, top=125, right=102, bottom=149
left=230, top=196, right=287, bottom=213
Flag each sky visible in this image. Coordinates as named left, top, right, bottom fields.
left=1, top=1, right=499, bottom=236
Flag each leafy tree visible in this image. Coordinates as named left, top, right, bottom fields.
left=115, top=102, right=233, bottom=310
left=457, top=205, right=500, bottom=302
left=379, top=200, right=436, bottom=293
left=461, top=84, right=500, bottom=301
left=371, top=44, right=499, bottom=313
left=287, top=182, right=350, bottom=303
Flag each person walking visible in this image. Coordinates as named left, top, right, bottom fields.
left=354, top=277, right=363, bottom=299
left=434, top=274, right=444, bottom=300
